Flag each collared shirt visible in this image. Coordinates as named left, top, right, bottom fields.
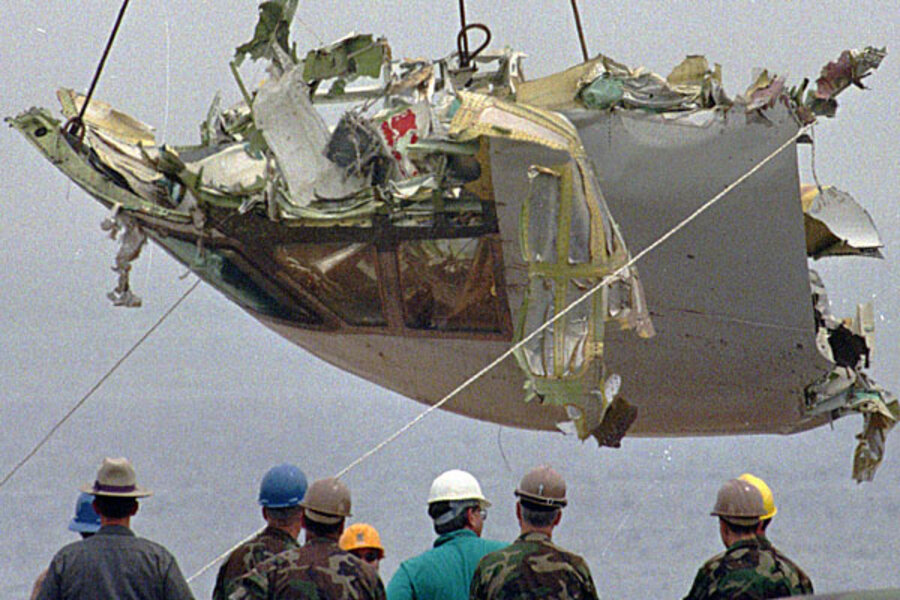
left=35, top=524, right=194, bottom=600
left=469, top=531, right=598, bottom=600
left=684, top=536, right=814, bottom=600
left=229, top=535, right=385, bottom=600
left=212, top=526, right=299, bottom=600
left=387, top=529, right=507, bottom=600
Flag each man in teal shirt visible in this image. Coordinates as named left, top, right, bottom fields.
left=387, top=470, right=506, bottom=600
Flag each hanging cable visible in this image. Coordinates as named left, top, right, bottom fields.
left=65, top=0, right=131, bottom=139
left=570, top=0, right=589, bottom=62
left=186, top=124, right=810, bottom=584
left=0, top=278, right=201, bottom=492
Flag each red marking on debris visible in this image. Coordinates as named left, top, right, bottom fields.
left=389, top=110, right=417, bottom=140
left=380, top=121, right=395, bottom=147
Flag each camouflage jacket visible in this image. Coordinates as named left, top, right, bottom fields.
left=213, top=526, right=300, bottom=600
left=469, top=531, right=598, bottom=600
left=228, top=535, right=386, bottom=600
left=684, top=536, right=814, bottom=600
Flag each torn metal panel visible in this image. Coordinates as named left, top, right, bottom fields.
left=253, top=62, right=365, bottom=206
left=446, top=91, right=650, bottom=441
left=801, top=185, right=884, bottom=258
left=801, top=46, right=887, bottom=120
left=233, top=0, right=299, bottom=68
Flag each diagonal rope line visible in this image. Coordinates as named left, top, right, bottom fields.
left=0, top=278, right=201, bottom=492
left=186, top=123, right=810, bottom=584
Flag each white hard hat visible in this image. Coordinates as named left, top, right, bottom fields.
left=427, top=469, right=490, bottom=507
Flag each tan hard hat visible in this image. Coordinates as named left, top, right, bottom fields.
left=340, top=523, right=385, bottom=557
left=515, top=465, right=567, bottom=508
left=711, top=478, right=765, bottom=526
left=300, top=478, right=352, bottom=524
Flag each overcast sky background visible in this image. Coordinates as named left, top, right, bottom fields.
left=2, top=1, right=899, bottom=598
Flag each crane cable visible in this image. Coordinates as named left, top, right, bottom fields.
left=185, top=123, right=811, bottom=584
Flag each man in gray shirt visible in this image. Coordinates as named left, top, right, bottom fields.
left=35, top=457, right=194, bottom=600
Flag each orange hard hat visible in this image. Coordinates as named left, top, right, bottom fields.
left=339, top=523, right=385, bottom=558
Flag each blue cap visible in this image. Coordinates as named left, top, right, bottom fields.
left=258, top=464, right=308, bottom=508
left=68, top=492, right=101, bottom=533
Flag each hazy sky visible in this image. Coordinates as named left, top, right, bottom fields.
left=2, top=1, right=899, bottom=598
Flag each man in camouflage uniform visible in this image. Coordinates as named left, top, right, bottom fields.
left=229, top=477, right=385, bottom=600
left=739, top=473, right=814, bottom=594
left=213, top=464, right=308, bottom=600
left=469, top=465, right=598, bottom=600
left=683, top=478, right=814, bottom=600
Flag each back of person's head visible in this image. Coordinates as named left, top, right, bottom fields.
left=428, top=500, right=480, bottom=534
left=93, top=496, right=138, bottom=519
left=519, top=502, right=560, bottom=527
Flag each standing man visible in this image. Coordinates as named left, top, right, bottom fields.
left=469, top=465, right=598, bottom=600
left=340, top=523, right=386, bottom=572
left=388, top=469, right=505, bottom=600
left=35, top=457, right=194, bottom=600
left=213, top=463, right=308, bottom=600
left=31, top=492, right=102, bottom=599
left=683, top=478, right=813, bottom=600
left=229, top=477, right=384, bottom=600
left=738, top=473, right=814, bottom=592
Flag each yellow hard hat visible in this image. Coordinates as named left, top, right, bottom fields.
left=339, top=523, right=385, bottom=558
left=739, top=473, right=777, bottom=520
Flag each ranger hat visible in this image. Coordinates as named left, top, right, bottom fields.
left=710, top=478, right=765, bottom=526
left=80, top=457, right=152, bottom=498
left=300, top=477, right=352, bottom=525
left=515, top=465, right=567, bottom=509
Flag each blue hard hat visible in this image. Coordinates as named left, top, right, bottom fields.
left=68, top=492, right=102, bottom=533
left=258, top=464, right=308, bottom=508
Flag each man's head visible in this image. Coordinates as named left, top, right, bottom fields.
left=738, top=473, right=776, bottom=533
left=69, top=492, right=101, bottom=539
left=427, top=469, right=490, bottom=536
left=80, top=457, right=151, bottom=526
left=710, top=478, right=765, bottom=547
left=339, top=523, right=385, bottom=571
left=258, top=463, right=307, bottom=536
left=514, top=465, right=567, bottom=534
left=299, top=477, right=352, bottom=539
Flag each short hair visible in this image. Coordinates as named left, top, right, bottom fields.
left=265, top=505, right=303, bottom=526
left=720, top=518, right=759, bottom=536
left=304, top=516, right=343, bottom=537
left=428, top=500, right=476, bottom=535
left=93, top=496, right=137, bottom=519
left=520, top=502, right=560, bottom=527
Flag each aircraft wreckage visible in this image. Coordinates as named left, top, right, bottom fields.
left=8, top=1, right=897, bottom=480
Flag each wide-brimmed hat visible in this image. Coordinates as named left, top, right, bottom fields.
left=80, top=457, right=153, bottom=498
